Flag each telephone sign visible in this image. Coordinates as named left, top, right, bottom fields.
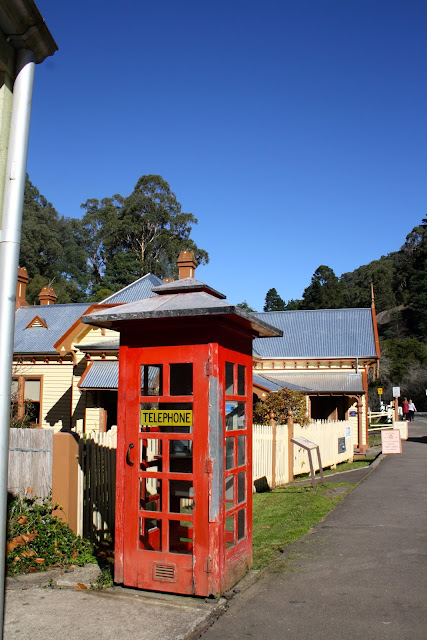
left=140, top=409, right=192, bottom=427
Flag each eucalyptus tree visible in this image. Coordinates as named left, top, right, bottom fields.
left=81, top=175, right=209, bottom=295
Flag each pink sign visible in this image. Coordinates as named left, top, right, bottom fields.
left=381, top=429, right=402, bottom=454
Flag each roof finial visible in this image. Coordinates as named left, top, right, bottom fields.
left=38, top=285, right=57, bottom=306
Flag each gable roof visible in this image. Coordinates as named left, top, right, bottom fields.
left=14, top=303, right=92, bottom=354
left=13, top=273, right=164, bottom=356
left=100, top=273, right=164, bottom=304
left=253, top=309, right=377, bottom=359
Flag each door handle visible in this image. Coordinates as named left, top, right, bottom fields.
left=126, top=443, right=135, bottom=466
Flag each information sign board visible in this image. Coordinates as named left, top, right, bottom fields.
left=338, top=437, right=346, bottom=453
left=392, top=386, right=401, bottom=398
left=291, top=436, right=318, bottom=450
left=290, top=437, right=324, bottom=489
left=381, top=429, right=402, bottom=454
left=377, top=387, right=383, bottom=395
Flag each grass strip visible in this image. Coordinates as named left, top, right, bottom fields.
left=252, top=482, right=354, bottom=569
left=295, top=458, right=375, bottom=480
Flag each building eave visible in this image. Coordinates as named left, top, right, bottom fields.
left=0, top=0, right=58, bottom=64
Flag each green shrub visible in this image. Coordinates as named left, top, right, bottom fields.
left=254, top=388, right=310, bottom=426
left=7, top=491, right=96, bottom=576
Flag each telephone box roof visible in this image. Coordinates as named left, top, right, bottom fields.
left=151, top=277, right=226, bottom=299
left=81, top=279, right=282, bottom=339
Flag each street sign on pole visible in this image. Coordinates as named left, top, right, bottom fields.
left=377, top=387, right=383, bottom=395
left=392, top=386, right=400, bottom=398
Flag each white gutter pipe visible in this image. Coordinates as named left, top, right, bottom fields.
left=0, top=48, right=36, bottom=637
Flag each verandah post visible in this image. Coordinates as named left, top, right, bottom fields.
left=269, top=411, right=276, bottom=489
left=287, top=410, right=294, bottom=483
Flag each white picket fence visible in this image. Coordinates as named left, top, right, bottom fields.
left=253, top=420, right=355, bottom=487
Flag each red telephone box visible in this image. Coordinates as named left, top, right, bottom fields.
left=83, top=277, right=281, bottom=596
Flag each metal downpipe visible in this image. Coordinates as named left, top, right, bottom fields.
left=0, top=48, right=36, bottom=635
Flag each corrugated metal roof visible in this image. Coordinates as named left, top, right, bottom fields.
left=256, top=371, right=364, bottom=393
left=80, top=360, right=118, bottom=389
left=253, top=309, right=376, bottom=359
left=79, top=361, right=159, bottom=390
left=253, top=374, right=282, bottom=391
left=100, top=273, right=164, bottom=304
left=14, top=303, right=92, bottom=354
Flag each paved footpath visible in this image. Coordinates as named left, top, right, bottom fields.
left=199, top=417, right=427, bottom=640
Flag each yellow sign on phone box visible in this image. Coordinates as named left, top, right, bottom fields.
left=140, top=409, right=193, bottom=427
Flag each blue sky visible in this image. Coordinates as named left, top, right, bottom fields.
left=28, top=0, right=426, bottom=311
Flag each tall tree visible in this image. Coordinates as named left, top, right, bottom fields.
left=81, top=175, right=209, bottom=295
left=20, top=176, right=88, bottom=303
left=236, top=301, right=256, bottom=312
left=80, top=195, right=124, bottom=296
left=284, top=299, right=301, bottom=310
left=263, top=288, right=285, bottom=311
left=118, top=175, right=208, bottom=280
left=301, top=265, right=343, bottom=309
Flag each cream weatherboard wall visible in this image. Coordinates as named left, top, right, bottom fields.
left=13, top=361, right=74, bottom=431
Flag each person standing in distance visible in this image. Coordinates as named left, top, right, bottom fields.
left=402, top=397, right=410, bottom=421
left=408, top=399, right=417, bottom=422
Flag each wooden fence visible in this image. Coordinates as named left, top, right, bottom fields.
left=77, top=427, right=117, bottom=542
left=253, top=420, right=355, bottom=487
left=8, top=428, right=53, bottom=498
left=368, top=409, right=393, bottom=424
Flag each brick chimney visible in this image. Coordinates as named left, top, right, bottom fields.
left=38, top=285, right=57, bottom=305
left=177, top=250, right=197, bottom=279
left=16, top=267, right=29, bottom=309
